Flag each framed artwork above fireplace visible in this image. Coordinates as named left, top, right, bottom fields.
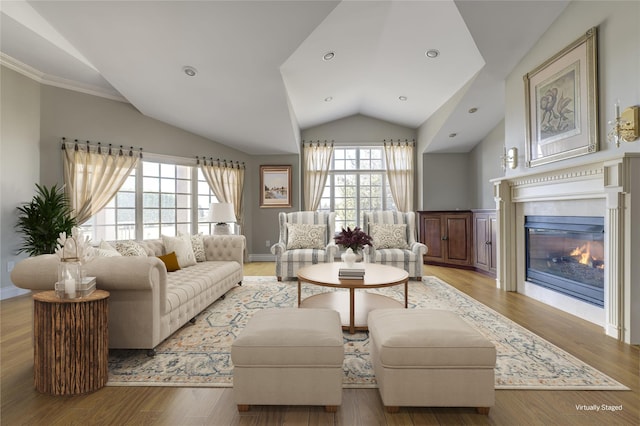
left=523, top=27, right=599, bottom=167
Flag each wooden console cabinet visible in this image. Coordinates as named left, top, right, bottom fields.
left=418, top=211, right=473, bottom=269
left=472, top=210, right=497, bottom=276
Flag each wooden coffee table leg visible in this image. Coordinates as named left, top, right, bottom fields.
left=404, top=281, right=408, bottom=308
left=349, top=288, right=355, bottom=334
left=298, top=281, right=301, bottom=306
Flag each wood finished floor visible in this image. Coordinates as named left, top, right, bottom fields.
left=1, top=263, right=638, bottom=425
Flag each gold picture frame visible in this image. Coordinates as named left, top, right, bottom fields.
left=260, top=165, right=292, bottom=208
left=524, top=27, right=599, bottom=167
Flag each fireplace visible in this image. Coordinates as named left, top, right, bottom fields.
left=525, top=216, right=604, bottom=307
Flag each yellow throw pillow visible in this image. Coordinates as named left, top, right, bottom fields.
left=158, top=251, right=181, bottom=272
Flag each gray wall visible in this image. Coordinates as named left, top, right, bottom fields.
left=0, top=68, right=40, bottom=298
left=248, top=153, right=300, bottom=258
left=302, top=114, right=416, bottom=143
left=421, top=153, right=471, bottom=211
left=504, top=0, right=640, bottom=177
left=469, top=120, right=505, bottom=209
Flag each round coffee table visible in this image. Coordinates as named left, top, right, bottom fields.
left=297, top=263, right=409, bottom=334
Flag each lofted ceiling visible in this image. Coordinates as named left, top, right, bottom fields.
left=0, top=0, right=569, bottom=155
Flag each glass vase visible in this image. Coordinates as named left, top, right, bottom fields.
left=57, top=260, right=82, bottom=299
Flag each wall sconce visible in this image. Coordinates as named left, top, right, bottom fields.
left=500, top=147, right=518, bottom=171
left=608, top=102, right=639, bottom=147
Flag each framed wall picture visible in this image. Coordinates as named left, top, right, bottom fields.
left=260, top=165, right=292, bottom=208
left=524, top=27, right=598, bottom=167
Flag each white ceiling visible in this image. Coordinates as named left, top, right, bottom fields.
left=0, top=0, right=569, bottom=155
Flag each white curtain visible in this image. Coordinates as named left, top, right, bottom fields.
left=62, top=140, right=140, bottom=224
left=303, top=142, right=334, bottom=211
left=199, top=159, right=245, bottom=233
left=384, top=141, right=414, bottom=213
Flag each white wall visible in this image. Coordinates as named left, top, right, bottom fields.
left=0, top=67, right=40, bottom=298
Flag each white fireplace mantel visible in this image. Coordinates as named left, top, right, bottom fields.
left=492, top=153, right=640, bottom=344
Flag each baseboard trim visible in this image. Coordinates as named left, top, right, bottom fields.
left=249, top=254, right=276, bottom=262
left=1, top=286, right=30, bottom=301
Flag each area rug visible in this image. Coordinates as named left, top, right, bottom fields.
left=107, top=276, right=628, bottom=390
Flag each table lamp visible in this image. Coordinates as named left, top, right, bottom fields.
left=207, top=202, right=236, bottom=235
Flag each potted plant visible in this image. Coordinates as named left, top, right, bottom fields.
left=334, top=226, right=372, bottom=266
left=16, top=183, right=77, bottom=256
left=334, top=226, right=372, bottom=253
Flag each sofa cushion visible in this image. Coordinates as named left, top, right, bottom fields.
left=162, top=234, right=197, bottom=267
left=164, top=260, right=241, bottom=315
left=368, top=309, right=496, bottom=368
left=232, top=308, right=343, bottom=367
left=286, top=223, right=326, bottom=250
left=158, top=251, right=181, bottom=272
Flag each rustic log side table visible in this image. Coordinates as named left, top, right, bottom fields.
left=32, top=289, right=109, bottom=395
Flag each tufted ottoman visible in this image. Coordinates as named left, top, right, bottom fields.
left=368, top=309, right=496, bottom=414
left=231, top=308, right=344, bottom=412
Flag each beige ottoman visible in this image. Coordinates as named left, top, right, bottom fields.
left=368, top=309, right=496, bottom=414
left=231, top=308, right=344, bottom=412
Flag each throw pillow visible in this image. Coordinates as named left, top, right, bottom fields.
left=286, top=223, right=326, bottom=250
left=183, top=232, right=206, bottom=262
left=157, top=251, right=181, bottom=272
left=114, top=240, right=148, bottom=257
left=96, top=241, right=122, bottom=257
left=162, top=234, right=197, bottom=267
left=95, top=248, right=122, bottom=257
left=370, top=223, right=409, bottom=249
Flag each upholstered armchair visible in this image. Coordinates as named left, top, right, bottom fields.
left=271, top=211, right=338, bottom=281
left=362, top=211, right=427, bottom=280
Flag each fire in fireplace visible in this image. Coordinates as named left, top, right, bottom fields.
left=525, top=216, right=604, bottom=307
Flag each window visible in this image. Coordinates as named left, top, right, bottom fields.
left=80, top=158, right=218, bottom=241
left=318, top=146, right=395, bottom=229
left=81, top=170, right=136, bottom=241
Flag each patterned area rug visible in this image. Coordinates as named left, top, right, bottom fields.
left=108, top=276, right=628, bottom=390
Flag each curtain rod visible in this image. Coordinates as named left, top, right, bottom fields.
left=302, top=139, right=415, bottom=145
left=61, top=137, right=143, bottom=157
left=196, top=156, right=246, bottom=169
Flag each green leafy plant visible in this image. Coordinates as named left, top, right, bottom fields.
left=16, top=184, right=77, bottom=256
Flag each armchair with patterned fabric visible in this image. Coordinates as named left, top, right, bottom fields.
left=362, top=211, right=427, bottom=280
left=270, top=211, right=338, bottom=281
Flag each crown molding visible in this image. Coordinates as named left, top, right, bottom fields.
left=1, top=52, right=128, bottom=103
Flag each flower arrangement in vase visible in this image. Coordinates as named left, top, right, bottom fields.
left=334, top=226, right=372, bottom=266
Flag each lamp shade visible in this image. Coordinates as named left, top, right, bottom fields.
left=207, top=203, right=236, bottom=224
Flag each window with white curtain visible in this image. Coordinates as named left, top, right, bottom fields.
left=317, top=146, right=396, bottom=230
left=80, top=157, right=218, bottom=241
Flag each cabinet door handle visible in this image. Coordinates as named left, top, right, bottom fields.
left=486, top=241, right=491, bottom=245
left=442, top=236, right=448, bottom=241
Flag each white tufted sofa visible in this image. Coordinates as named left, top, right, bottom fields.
left=11, top=235, right=245, bottom=354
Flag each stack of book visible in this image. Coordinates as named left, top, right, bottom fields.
left=338, top=265, right=365, bottom=280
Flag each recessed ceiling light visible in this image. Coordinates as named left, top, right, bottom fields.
left=183, top=66, right=197, bottom=77
left=425, top=49, right=440, bottom=58
left=399, top=96, right=408, bottom=101
left=322, top=51, right=335, bottom=61
left=468, top=107, right=478, bottom=114
left=449, top=133, right=457, bottom=138
left=324, top=96, right=333, bottom=102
